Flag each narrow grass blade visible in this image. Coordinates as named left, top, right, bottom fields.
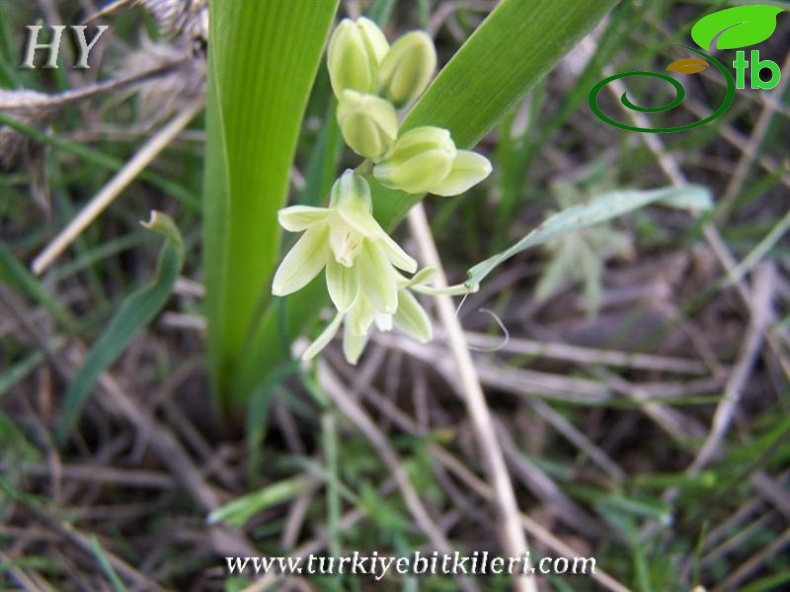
left=207, top=474, right=315, bottom=528
left=0, top=112, right=199, bottom=209
left=55, top=212, right=184, bottom=444
left=0, top=242, right=77, bottom=332
left=466, top=185, right=712, bottom=288
left=88, top=536, right=129, bottom=592
left=203, top=0, right=339, bottom=409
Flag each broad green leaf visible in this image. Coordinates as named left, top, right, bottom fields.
left=233, top=0, right=620, bottom=402
left=466, top=185, right=712, bottom=289
left=207, top=475, right=314, bottom=528
left=691, top=5, right=784, bottom=51
left=55, top=212, right=184, bottom=444
left=203, top=0, right=339, bottom=409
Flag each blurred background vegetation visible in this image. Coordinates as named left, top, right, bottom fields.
left=1, top=0, right=788, bottom=590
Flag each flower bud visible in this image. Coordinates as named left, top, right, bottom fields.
left=329, top=168, right=372, bottom=211
left=336, top=90, right=398, bottom=161
left=430, top=150, right=492, bottom=196
left=373, top=126, right=456, bottom=194
left=327, top=17, right=390, bottom=97
left=377, top=31, right=436, bottom=108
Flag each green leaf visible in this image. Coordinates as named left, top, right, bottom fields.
left=0, top=242, right=77, bottom=332
left=55, top=212, right=184, bottom=444
left=466, top=185, right=712, bottom=288
left=691, top=5, right=784, bottom=51
left=207, top=475, right=314, bottom=528
left=534, top=180, right=634, bottom=318
left=203, top=0, right=339, bottom=410
left=88, top=536, right=129, bottom=592
left=233, top=0, right=620, bottom=403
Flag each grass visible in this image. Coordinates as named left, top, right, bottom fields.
left=1, top=0, right=789, bottom=591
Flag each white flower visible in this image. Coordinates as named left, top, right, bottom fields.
left=272, top=170, right=417, bottom=315
left=303, top=267, right=438, bottom=364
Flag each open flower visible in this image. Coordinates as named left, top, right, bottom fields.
left=302, top=267, right=439, bottom=364
left=272, top=170, right=417, bottom=315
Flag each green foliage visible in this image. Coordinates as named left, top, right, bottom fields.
left=203, top=0, right=339, bottom=409
left=234, top=0, right=621, bottom=404
left=0, top=241, right=77, bottom=332
left=467, top=185, right=712, bottom=288
left=208, top=474, right=315, bottom=528
left=55, top=213, right=185, bottom=444
left=535, top=179, right=634, bottom=318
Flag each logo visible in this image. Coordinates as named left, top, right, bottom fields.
left=21, top=24, right=108, bottom=69
left=589, top=5, right=784, bottom=133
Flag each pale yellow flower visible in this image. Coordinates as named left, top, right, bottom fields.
left=272, top=170, right=417, bottom=316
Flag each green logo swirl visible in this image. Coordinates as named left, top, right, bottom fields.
left=588, top=45, right=735, bottom=133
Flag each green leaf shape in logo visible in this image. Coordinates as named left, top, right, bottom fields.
left=691, top=5, right=784, bottom=51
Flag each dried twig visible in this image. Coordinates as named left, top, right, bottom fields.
left=31, top=99, right=203, bottom=274
left=407, top=203, right=537, bottom=592
left=688, top=263, right=775, bottom=474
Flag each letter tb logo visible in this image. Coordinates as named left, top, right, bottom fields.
left=589, top=5, right=785, bottom=133
left=22, top=25, right=109, bottom=69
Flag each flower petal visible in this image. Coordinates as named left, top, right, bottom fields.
left=302, top=313, right=344, bottom=361
left=374, top=312, right=393, bottom=332
left=343, top=324, right=370, bottom=364
left=272, top=224, right=329, bottom=296
left=347, top=293, right=376, bottom=336
left=405, top=266, right=437, bottom=287
left=278, top=206, right=331, bottom=231
left=358, top=242, right=398, bottom=314
left=326, top=256, right=359, bottom=312
left=394, top=290, right=432, bottom=343
left=336, top=199, right=382, bottom=238
left=373, top=127, right=455, bottom=194
left=429, top=150, right=492, bottom=197
left=336, top=90, right=398, bottom=161
left=376, top=232, right=417, bottom=273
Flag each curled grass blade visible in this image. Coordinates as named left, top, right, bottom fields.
left=55, top=212, right=184, bottom=444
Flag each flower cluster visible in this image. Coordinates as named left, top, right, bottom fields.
left=328, top=17, right=491, bottom=196
left=272, top=17, right=489, bottom=364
